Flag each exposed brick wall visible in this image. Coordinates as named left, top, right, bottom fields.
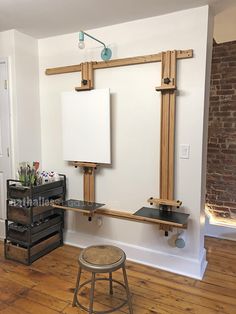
left=206, top=40, right=236, bottom=213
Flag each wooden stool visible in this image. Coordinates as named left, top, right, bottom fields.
left=72, top=245, right=133, bottom=314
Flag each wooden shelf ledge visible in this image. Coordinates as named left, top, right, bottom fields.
left=53, top=199, right=189, bottom=229
left=54, top=199, right=105, bottom=214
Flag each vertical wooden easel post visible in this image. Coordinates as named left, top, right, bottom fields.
left=73, top=162, right=97, bottom=202
left=74, top=62, right=97, bottom=205
left=148, top=50, right=182, bottom=230
left=79, top=163, right=97, bottom=202
left=73, top=162, right=97, bottom=221
left=158, top=51, right=177, bottom=201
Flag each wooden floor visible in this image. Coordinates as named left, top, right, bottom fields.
left=0, top=237, right=236, bottom=314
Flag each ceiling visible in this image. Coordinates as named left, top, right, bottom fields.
left=0, top=0, right=235, bottom=39
left=214, top=5, right=236, bottom=43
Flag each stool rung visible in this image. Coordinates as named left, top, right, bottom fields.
left=73, top=277, right=130, bottom=314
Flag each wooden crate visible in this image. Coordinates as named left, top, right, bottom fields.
left=6, top=213, right=63, bottom=245
left=7, top=200, right=63, bottom=225
left=5, top=232, right=62, bottom=265
left=7, top=174, right=66, bottom=200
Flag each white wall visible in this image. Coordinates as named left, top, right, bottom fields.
left=39, top=6, right=213, bottom=279
left=0, top=30, right=41, bottom=239
left=0, top=30, right=17, bottom=171
left=0, top=30, right=15, bottom=239
left=205, top=216, right=236, bottom=241
left=0, top=30, right=41, bottom=170
left=199, top=9, right=214, bottom=263
left=14, top=31, right=41, bottom=163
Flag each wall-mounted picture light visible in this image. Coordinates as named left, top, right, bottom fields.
left=78, top=30, right=112, bottom=61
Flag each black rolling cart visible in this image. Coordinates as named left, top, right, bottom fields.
left=4, top=174, right=66, bottom=265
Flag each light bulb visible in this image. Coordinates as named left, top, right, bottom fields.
left=78, top=40, right=85, bottom=49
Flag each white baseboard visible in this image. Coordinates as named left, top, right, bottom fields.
left=64, top=230, right=207, bottom=280
left=0, top=219, right=5, bottom=240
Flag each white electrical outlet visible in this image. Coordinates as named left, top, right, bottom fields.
left=96, top=216, right=103, bottom=227
left=180, top=144, right=190, bottom=159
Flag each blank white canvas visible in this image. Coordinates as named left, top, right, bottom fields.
left=61, top=88, right=111, bottom=164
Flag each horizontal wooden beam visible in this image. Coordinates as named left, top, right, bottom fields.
left=46, top=64, right=82, bottom=75
left=54, top=204, right=187, bottom=229
left=55, top=204, right=92, bottom=215
left=45, top=49, right=193, bottom=76
left=96, top=208, right=187, bottom=229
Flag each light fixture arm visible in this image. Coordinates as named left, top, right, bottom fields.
left=82, top=31, right=107, bottom=49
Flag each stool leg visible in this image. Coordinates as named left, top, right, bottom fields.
left=109, top=272, right=113, bottom=295
left=89, top=273, right=96, bottom=314
left=72, top=266, right=82, bottom=307
left=122, top=266, right=133, bottom=314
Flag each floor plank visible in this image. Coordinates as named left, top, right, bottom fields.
left=0, top=236, right=236, bottom=313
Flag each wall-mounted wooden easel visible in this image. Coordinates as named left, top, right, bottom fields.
left=46, top=49, right=193, bottom=232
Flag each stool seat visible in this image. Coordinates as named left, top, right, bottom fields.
left=79, top=245, right=126, bottom=273
left=82, top=245, right=124, bottom=265
left=73, top=244, right=133, bottom=314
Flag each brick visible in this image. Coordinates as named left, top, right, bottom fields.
left=212, top=74, right=221, bottom=79
left=228, top=144, right=236, bottom=149
left=207, top=40, right=236, bottom=212
left=220, top=84, right=233, bottom=89
left=223, top=56, right=236, bottom=62
left=222, top=117, right=236, bottom=123
left=221, top=149, right=236, bottom=154
left=223, top=122, right=234, bottom=128
left=219, top=95, right=233, bottom=101
left=217, top=90, right=235, bottom=95
left=222, top=78, right=236, bottom=84
left=210, top=96, right=219, bottom=101
left=222, top=202, right=236, bottom=209
left=214, top=111, right=231, bottom=117
left=212, top=79, right=220, bottom=85
left=220, top=104, right=236, bottom=111
left=210, top=102, right=219, bottom=107
left=209, top=137, right=218, bottom=143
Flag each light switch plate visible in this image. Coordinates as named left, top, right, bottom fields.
left=180, top=144, right=190, bottom=159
